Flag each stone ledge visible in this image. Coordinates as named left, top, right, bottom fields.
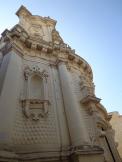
left=81, top=95, right=101, bottom=104
left=0, top=145, right=104, bottom=162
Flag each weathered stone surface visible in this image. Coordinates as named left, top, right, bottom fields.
left=0, top=5, right=121, bottom=162
left=109, top=111, right=122, bottom=159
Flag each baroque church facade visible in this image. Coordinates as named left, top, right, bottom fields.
left=0, top=6, right=121, bottom=162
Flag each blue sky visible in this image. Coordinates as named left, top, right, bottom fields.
left=0, top=0, right=122, bottom=114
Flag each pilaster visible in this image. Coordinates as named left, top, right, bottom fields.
left=58, top=60, right=90, bottom=147
left=0, top=50, right=22, bottom=148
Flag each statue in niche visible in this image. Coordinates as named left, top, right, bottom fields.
left=21, top=65, right=49, bottom=121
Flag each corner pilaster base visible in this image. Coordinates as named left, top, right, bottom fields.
left=70, top=146, right=104, bottom=162
left=0, top=146, right=104, bottom=162
left=72, top=154, right=104, bottom=162
left=0, top=150, right=18, bottom=162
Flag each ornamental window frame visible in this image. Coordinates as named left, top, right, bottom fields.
left=21, top=65, right=49, bottom=121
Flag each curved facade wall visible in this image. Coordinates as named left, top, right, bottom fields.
left=0, top=5, right=121, bottom=162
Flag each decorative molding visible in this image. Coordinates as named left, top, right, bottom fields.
left=70, top=145, right=103, bottom=155
left=24, top=65, right=48, bottom=81
left=21, top=99, right=50, bottom=120
left=29, top=24, right=44, bottom=38
left=0, top=23, right=93, bottom=80
left=21, top=65, right=50, bottom=120
left=89, top=132, right=98, bottom=147
left=81, top=96, right=101, bottom=105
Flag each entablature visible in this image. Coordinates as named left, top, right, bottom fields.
left=0, top=25, right=93, bottom=81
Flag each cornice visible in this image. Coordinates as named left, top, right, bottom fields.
left=0, top=24, right=93, bottom=80
left=81, top=96, right=101, bottom=105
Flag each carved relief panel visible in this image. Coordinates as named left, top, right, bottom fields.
left=21, top=65, right=50, bottom=121
left=29, top=24, right=44, bottom=39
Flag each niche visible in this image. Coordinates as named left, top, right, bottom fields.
left=21, top=65, right=49, bottom=120
left=29, top=75, right=44, bottom=100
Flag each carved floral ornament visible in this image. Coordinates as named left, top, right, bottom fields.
left=29, top=24, right=44, bottom=40
left=24, top=65, right=48, bottom=81
left=21, top=65, right=50, bottom=121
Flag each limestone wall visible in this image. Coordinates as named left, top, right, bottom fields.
left=109, top=111, right=122, bottom=158
left=0, top=5, right=121, bottom=162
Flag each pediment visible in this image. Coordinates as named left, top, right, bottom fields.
left=16, top=5, right=58, bottom=42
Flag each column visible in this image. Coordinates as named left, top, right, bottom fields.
left=58, top=61, right=90, bottom=147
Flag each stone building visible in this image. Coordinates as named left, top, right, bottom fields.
left=109, top=111, right=122, bottom=159
left=0, top=5, right=121, bottom=162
